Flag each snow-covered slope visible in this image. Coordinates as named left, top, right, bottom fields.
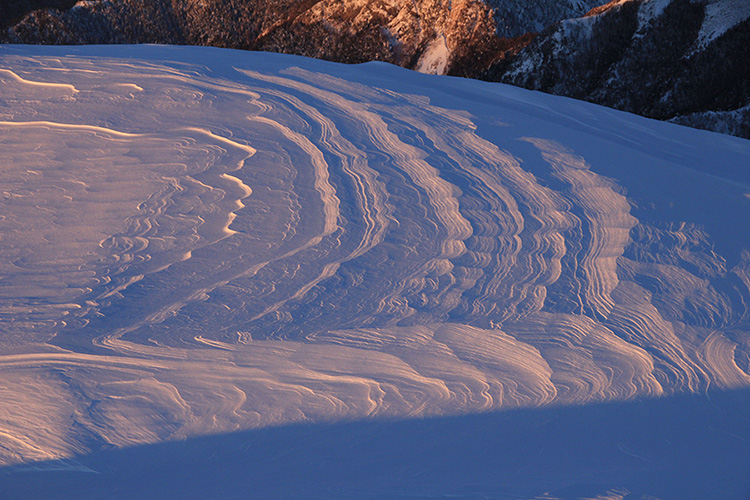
left=487, top=0, right=605, bottom=34
left=486, top=0, right=750, bottom=138
left=1, top=44, right=750, bottom=499
left=694, top=0, right=750, bottom=48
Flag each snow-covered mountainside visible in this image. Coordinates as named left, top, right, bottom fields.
left=487, top=0, right=605, bottom=34
left=0, top=0, right=604, bottom=76
left=485, top=0, right=750, bottom=138
left=1, top=44, right=750, bottom=499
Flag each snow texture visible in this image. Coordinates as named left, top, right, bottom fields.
left=0, top=44, right=749, bottom=499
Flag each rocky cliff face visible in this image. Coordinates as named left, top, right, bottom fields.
left=484, top=0, right=750, bottom=138
left=253, top=0, right=499, bottom=73
left=0, top=0, right=601, bottom=76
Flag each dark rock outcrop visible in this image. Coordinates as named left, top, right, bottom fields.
left=484, top=0, right=750, bottom=138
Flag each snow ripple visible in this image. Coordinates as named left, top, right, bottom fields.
left=0, top=47, right=749, bottom=464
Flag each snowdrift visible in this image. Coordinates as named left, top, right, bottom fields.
left=1, top=44, right=749, bottom=499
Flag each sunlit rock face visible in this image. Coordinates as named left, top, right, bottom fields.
left=0, top=0, right=605, bottom=76
left=0, top=44, right=749, bottom=481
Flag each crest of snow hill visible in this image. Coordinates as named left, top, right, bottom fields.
left=1, top=0, right=749, bottom=138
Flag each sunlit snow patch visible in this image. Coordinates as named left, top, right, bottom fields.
left=415, top=35, right=450, bottom=75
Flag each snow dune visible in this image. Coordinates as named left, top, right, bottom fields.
left=1, top=45, right=749, bottom=498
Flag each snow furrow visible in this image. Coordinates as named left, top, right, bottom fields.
left=0, top=46, right=749, bottom=471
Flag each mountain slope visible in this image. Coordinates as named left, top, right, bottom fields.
left=1, top=44, right=749, bottom=498
left=484, top=0, right=750, bottom=138
left=0, top=0, right=77, bottom=30
left=0, top=0, right=604, bottom=75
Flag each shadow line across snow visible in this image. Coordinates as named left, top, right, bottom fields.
left=2, top=388, right=749, bottom=500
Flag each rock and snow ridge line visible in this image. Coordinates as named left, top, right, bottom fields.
left=3, top=0, right=748, bottom=140
left=485, top=0, right=750, bottom=139
left=0, top=44, right=749, bottom=499
left=0, top=0, right=602, bottom=72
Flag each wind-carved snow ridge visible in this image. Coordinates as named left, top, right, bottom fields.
left=0, top=46, right=749, bottom=482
